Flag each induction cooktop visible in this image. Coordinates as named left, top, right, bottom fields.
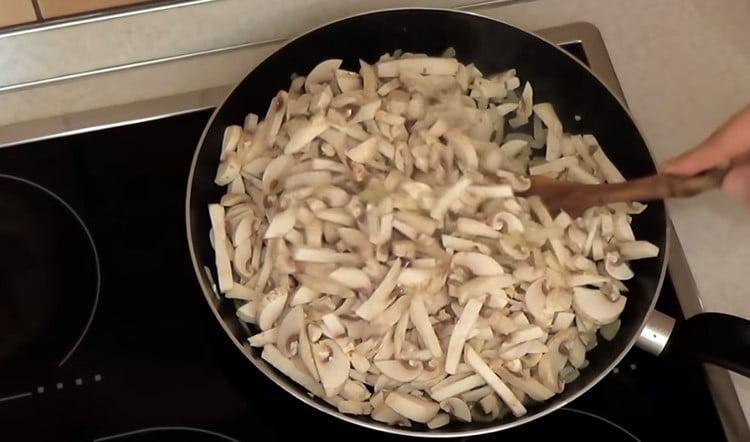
left=0, top=23, right=732, bottom=442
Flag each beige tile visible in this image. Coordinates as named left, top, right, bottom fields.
left=37, top=0, right=150, bottom=18
left=0, top=0, right=37, bottom=27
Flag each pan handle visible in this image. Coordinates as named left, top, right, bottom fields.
left=637, top=310, right=750, bottom=377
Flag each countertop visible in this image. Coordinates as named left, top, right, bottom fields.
left=1, top=0, right=749, bottom=432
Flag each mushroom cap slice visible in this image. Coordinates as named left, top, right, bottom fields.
left=452, top=252, right=504, bottom=276
left=385, top=391, right=440, bottom=424
left=409, top=295, right=443, bottom=358
left=573, top=287, right=626, bottom=325
left=440, top=397, right=472, bottom=422
left=604, top=252, right=634, bottom=280
left=276, top=306, right=304, bottom=357
left=524, top=279, right=552, bottom=325
left=257, top=288, right=289, bottom=331
left=312, top=339, right=350, bottom=397
left=374, top=359, right=424, bottom=382
left=305, top=59, right=343, bottom=90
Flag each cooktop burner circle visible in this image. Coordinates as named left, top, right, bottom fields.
left=0, top=175, right=100, bottom=380
left=94, top=427, right=240, bottom=442
left=497, top=407, right=641, bottom=441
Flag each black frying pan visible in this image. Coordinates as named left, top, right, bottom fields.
left=186, top=8, right=750, bottom=437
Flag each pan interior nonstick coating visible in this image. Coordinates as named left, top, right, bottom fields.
left=187, top=9, right=667, bottom=435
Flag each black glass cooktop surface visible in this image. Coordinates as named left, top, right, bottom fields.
left=0, top=42, right=727, bottom=441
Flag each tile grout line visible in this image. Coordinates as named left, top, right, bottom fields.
left=30, top=0, right=44, bottom=21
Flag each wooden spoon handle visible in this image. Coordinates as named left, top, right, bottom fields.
left=594, top=167, right=728, bottom=205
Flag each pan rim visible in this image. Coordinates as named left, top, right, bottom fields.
left=185, top=6, right=670, bottom=438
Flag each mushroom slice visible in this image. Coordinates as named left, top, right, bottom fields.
left=498, top=340, right=548, bottom=360
left=524, top=279, right=552, bottom=325
left=495, top=170, right=531, bottom=192
left=336, top=69, right=362, bottom=93
left=355, top=259, right=402, bottom=320
left=376, top=57, right=459, bottom=77
left=456, top=275, right=515, bottom=304
left=599, top=319, right=622, bottom=341
left=373, top=293, right=411, bottom=327
left=371, top=403, right=410, bottom=426
left=328, top=267, right=372, bottom=289
left=337, top=400, right=372, bottom=416
left=293, top=247, right=359, bottom=265
left=456, top=217, right=500, bottom=239
left=410, top=295, right=443, bottom=358
left=220, top=125, right=242, bottom=160
left=427, top=413, right=451, bottom=429
left=208, top=204, right=233, bottom=293
left=350, top=99, right=382, bottom=123
left=493, top=366, right=555, bottom=402
left=385, top=392, right=441, bottom=424
left=445, top=130, right=479, bottom=171
left=490, top=211, right=525, bottom=233
left=264, top=207, right=297, bottom=239
left=605, top=252, right=634, bottom=280
left=305, top=59, right=342, bottom=91
left=441, top=235, right=491, bottom=254
left=284, top=118, right=330, bottom=154
left=573, top=287, right=626, bottom=325
left=397, top=268, right=433, bottom=287
left=452, top=252, right=504, bottom=276
left=488, top=311, right=520, bottom=335
left=214, top=152, right=241, bottom=186
left=321, top=313, right=347, bottom=339
left=296, top=274, right=354, bottom=299
left=538, top=327, right=577, bottom=392
left=430, top=374, right=485, bottom=402
left=375, top=359, right=424, bottom=382
left=551, top=311, right=576, bottom=332
left=346, top=136, right=379, bottom=163
left=394, top=210, right=438, bottom=235
left=316, top=208, right=355, bottom=226
left=248, top=327, right=277, bottom=347
left=430, top=177, right=472, bottom=221
left=236, top=299, right=257, bottom=323
left=312, top=339, right=350, bottom=397
left=262, top=344, right=324, bottom=398
left=290, top=286, right=320, bottom=306
left=262, top=154, right=295, bottom=194
left=507, top=325, right=545, bottom=345
left=445, top=297, right=483, bottom=374
left=590, top=144, right=625, bottom=184
left=257, top=288, right=289, bottom=331
left=464, top=345, right=527, bottom=417
left=276, top=306, right=304, bottom=357
left=618, top=240, right=660, bottom=260
left=440, top=397, right=472, bottom=422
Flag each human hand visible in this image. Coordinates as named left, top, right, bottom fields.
left=663, top=104, right=750, bottom=206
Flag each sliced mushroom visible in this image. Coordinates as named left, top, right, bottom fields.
left=440, top=397, right=472, bottom=422
left=618, top=240, right=660, bottom=260
left=305, top=59, right=343, bottom=91
left=257, top=288, right=289, bottom=330
left=377, top=57, right=459, bottom=78
left=430, top=374, right=485, bottom=402
left=262, top=344, right=324, bottom=398
left=385, top=391, right=440, bottom=424
left=355, top=259, right=402, bottom=320
left=604, top=252, right=634, bottom=280
left=453, top=252, right=504, bottom=276
left=248, top=327, right=277, bottom=347
left=464, top=345, right=526, bottom=417
left=375, top=359, right=423, bottom=382
left=573, top=287, right=626, bottom=325
left=409, top=295, right=443, bottom=358
left=328, top=267, right=372, bottom=289
left=524, top=279, right=552, bottom=325
left=312, top=339, right=350, bottom=397
left=427, top=413, right=451, bottom=429
left=445, top=297, right=483, bottom=374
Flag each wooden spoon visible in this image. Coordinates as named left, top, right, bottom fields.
left=525, top=168, right=727, bottom=217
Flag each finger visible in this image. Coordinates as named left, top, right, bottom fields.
left=663, top=105, right=750, bottom=175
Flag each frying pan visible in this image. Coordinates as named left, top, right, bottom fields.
left=186, top=8, right=750, bottom=437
